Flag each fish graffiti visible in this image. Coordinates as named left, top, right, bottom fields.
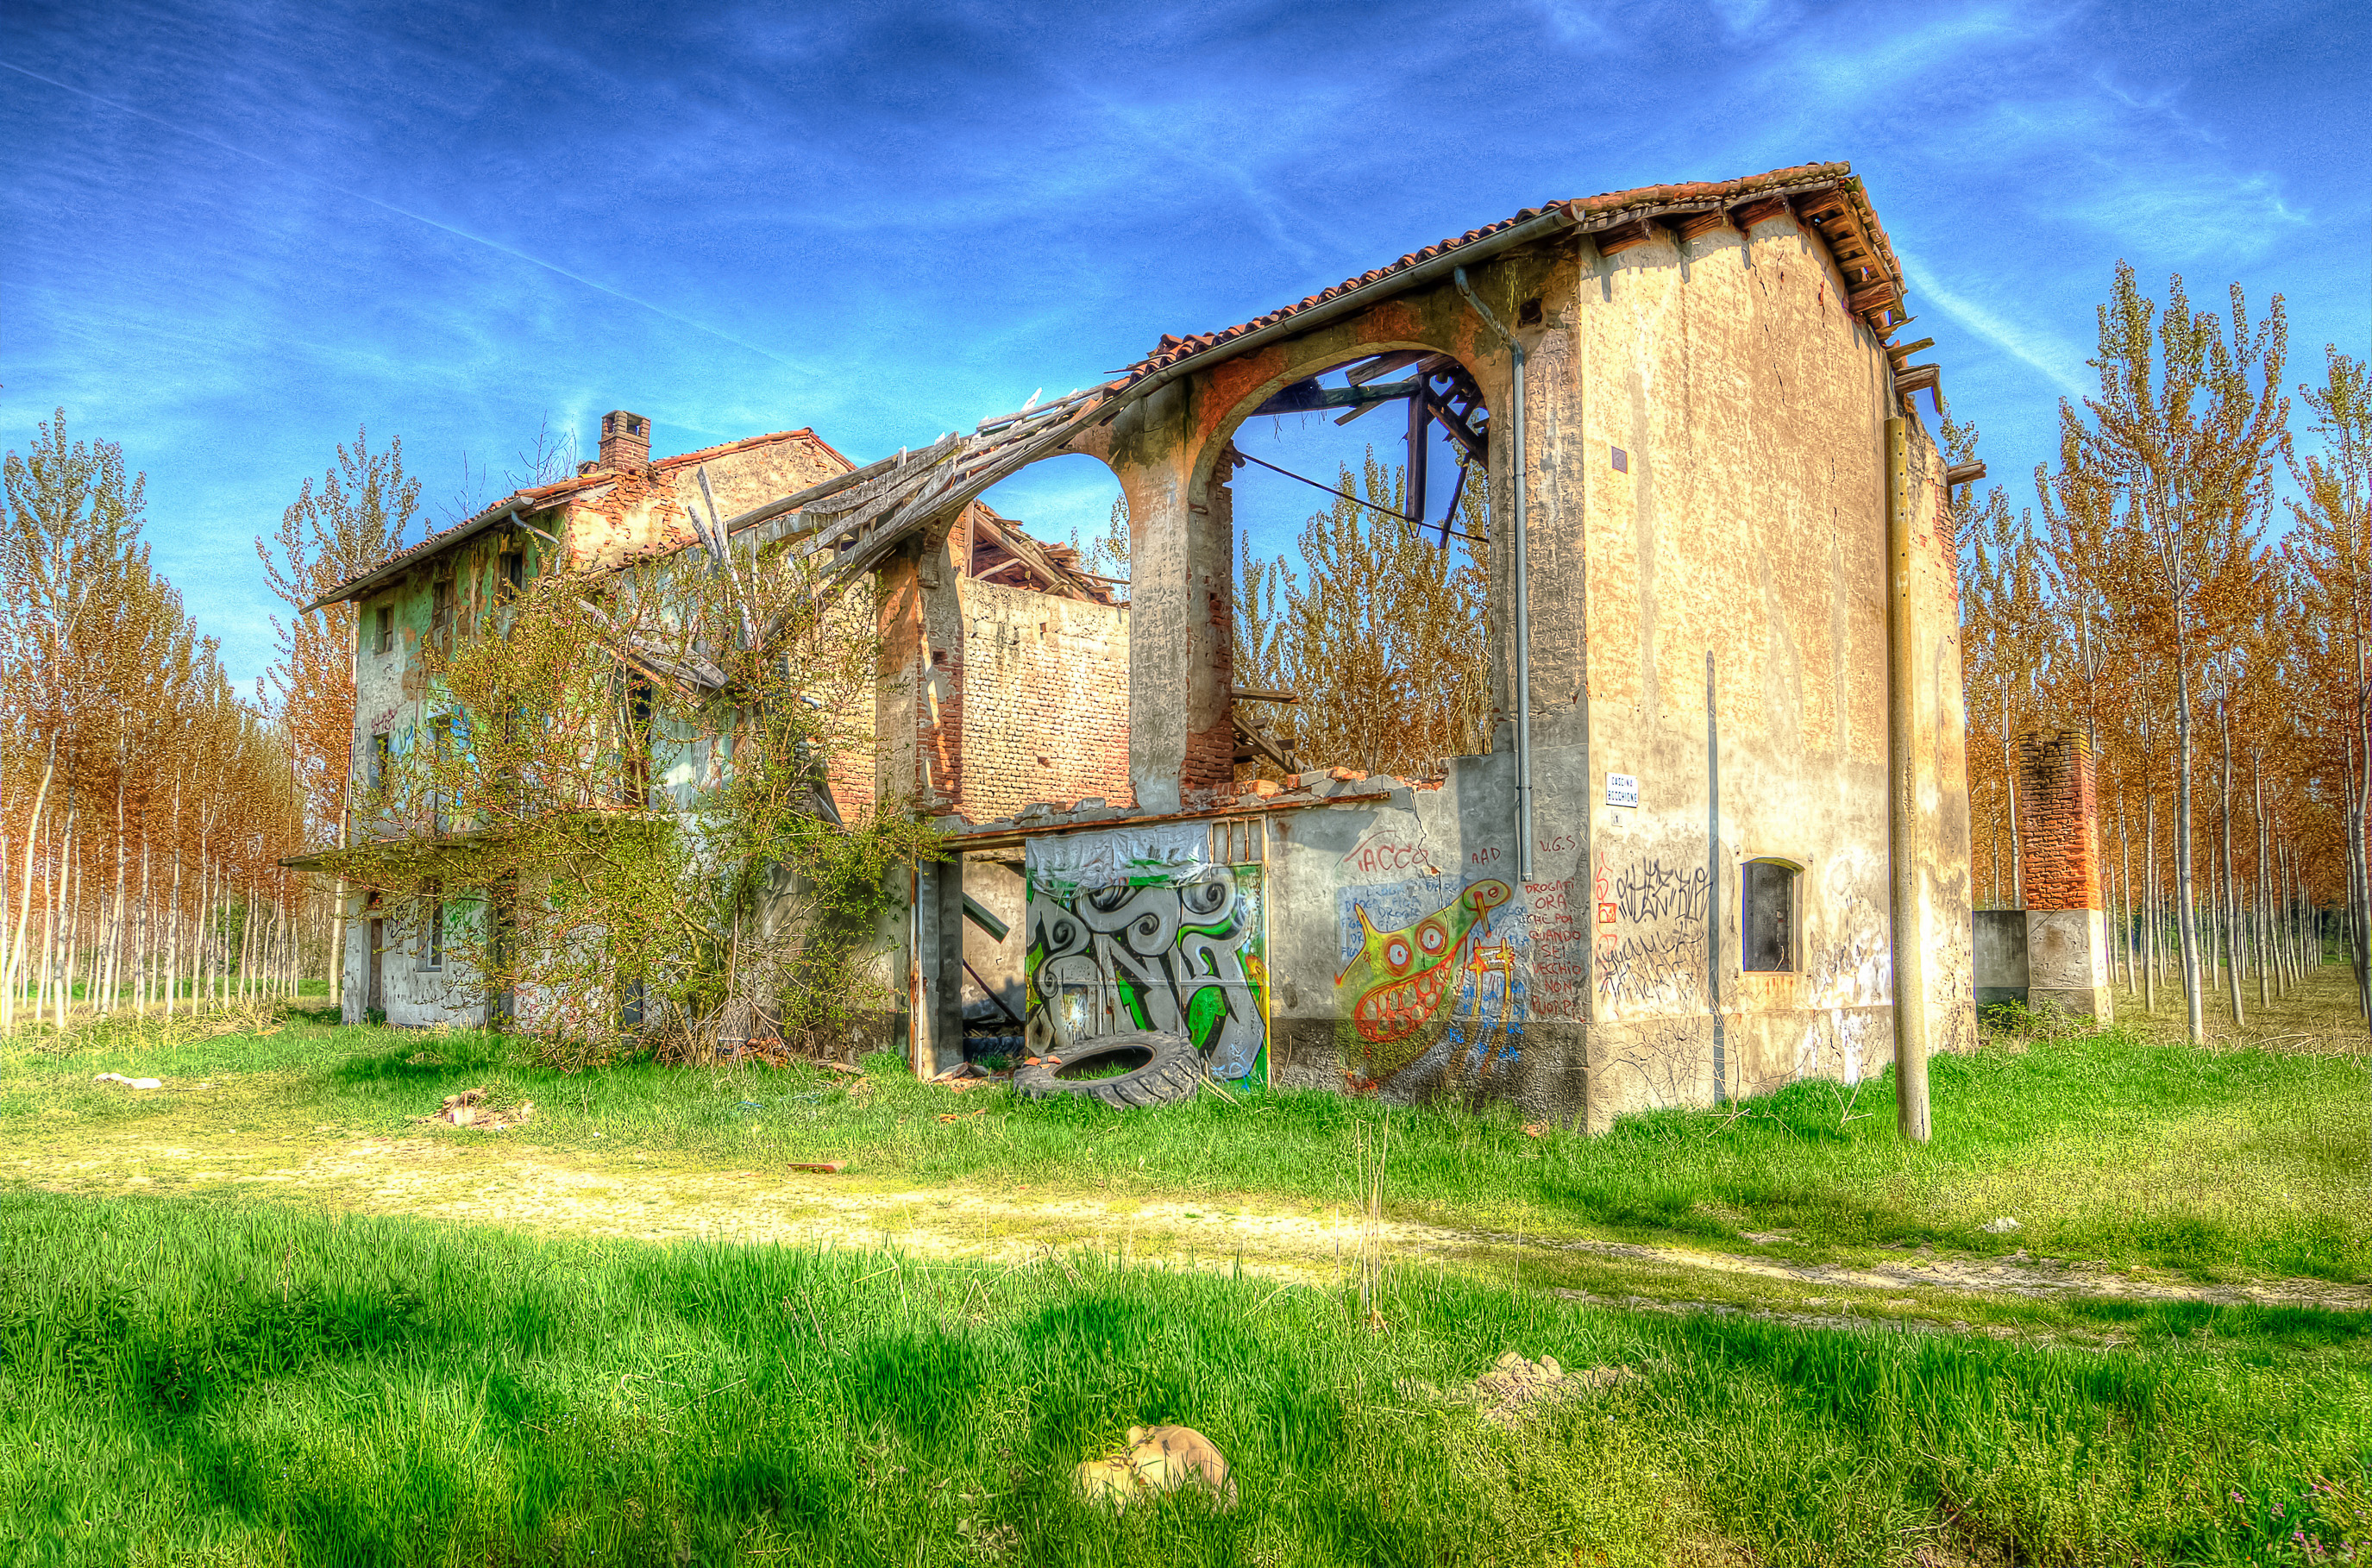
left=1026, top=866, right=1268, bottom=1084
left=1334, top=875, right=1530, bottom=1088
left=1336, top=878, right=1515, bottom=1044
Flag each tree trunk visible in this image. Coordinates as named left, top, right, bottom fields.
left=2125, top=797, right=2144, bottom=991
left=4, top=743, right=58, bottom=1033
left=2143, top=790, right=2159, bottom=1015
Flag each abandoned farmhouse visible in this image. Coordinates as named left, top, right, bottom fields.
left=308, top=160, right=2008, bottom=1132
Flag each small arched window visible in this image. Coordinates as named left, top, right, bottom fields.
left=1742, top=859, right=1798, bottom=973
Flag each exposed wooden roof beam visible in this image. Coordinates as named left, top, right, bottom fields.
left=1595, top=217, right=1665, bottom=255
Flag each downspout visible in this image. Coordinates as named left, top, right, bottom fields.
left=1886, top=417, right=1932, bottom=1143
left=1454, top=267, right=1534, bottom=883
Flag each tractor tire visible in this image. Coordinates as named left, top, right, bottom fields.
left=1014, top=1030, right=1204, bottom=1110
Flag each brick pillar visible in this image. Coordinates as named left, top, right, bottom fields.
left=2016, top=729, right=2113, bottom=1019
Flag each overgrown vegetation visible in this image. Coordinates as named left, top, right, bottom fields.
left=335, top=508, right=939, bottom=1066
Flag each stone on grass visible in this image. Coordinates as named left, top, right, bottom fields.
left=1073, top=1425, right=1236, bottom=1510
left=93, top=1073, right=164, bottom=1090
left=1981, top=1217, right=2023, bottom=1234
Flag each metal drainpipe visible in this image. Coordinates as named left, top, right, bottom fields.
left=1886, top=415, right=1932, bottom=1144
left=1454, top=267, right=1534, bottom=883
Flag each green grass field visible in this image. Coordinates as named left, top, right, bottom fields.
left=9, top=978, right=2365, bottom=1285
left=1, top=970, right=2366, bottom=1564
left=3, top=1192, right=2366, bottom=1567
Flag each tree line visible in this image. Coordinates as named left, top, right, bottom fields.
left=1959, top=264, right=2369, bottom=1040
left=0, top=414, right=334, bottom=1029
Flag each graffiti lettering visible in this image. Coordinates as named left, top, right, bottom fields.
left=1028, top=868, right=1268, bottom=1083
left=1613, top=859, right=1710, bottom=925
left=1343, top=835, right=1437, bottom=878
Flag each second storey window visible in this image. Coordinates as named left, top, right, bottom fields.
left=497, top=549, right=525, bottom=603
left=430, top=577, right=455, bottom=642
left=374, top=605, right=393, bottom=655
left=368, top=731, right=392, bottom=793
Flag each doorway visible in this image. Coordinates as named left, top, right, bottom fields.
left=367, top=919, right=385, bottom=1015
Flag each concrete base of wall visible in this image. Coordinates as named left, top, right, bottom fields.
left=2030, top=985, right=2113, bottom=1018
left=2025, top=909, right=2112, bottom=1021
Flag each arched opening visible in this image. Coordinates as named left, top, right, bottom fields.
left=974, top=451, right=1129, bottom=603
left=1208, top=349, right=1496, bottom=784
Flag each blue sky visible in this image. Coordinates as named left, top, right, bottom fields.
left=3, top=0, right=2364, bottom=690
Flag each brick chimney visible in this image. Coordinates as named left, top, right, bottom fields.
left=2015, top=729, right=2113, bottom=1019
left=599, top=411, right=651, bottom=473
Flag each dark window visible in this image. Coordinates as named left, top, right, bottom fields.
left=497, top=549, right=525, bottom=601
left=624, top=677, right=655, bottom=806
left=1742, top=860, right=1796, bottom=972
left=430, top=714, right=455, bottom=834
left=369, top=731, right=392, bottom=793
left=430, top=577, right=455, bottom=641
left=374, top=605, right=394, bottom=655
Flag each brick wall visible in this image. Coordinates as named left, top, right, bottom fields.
left=954, top=578, right=1130, bottom=820
left=2017, top=729, right=2100, bottom=910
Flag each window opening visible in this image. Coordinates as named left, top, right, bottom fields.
left=374, top=604, right=395, bottom=655
left=497, top=549, right=524, bottom=602
left=430, top=576, right=455, bottom=643
left=623, top=677, right=655, bottom=806
left=430, top=714, right=455, bottom=835
left=418, top=881, right=445, bottom=972
left=1742, top=859, right=1797, bottom=973
left=1229, top=350, right=1494, bottom=785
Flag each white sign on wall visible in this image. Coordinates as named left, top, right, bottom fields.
left=1605, top=773, right=1640, bottom=809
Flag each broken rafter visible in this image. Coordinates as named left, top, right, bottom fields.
left=1252, top=379, right=1421, bottom=417
left=1345, top=349, right=1434, bottom=386
left=1846, top=281, right=1898, bottom=316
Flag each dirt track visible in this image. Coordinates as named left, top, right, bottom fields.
left=28, top=1132, right=2371, bottom=1327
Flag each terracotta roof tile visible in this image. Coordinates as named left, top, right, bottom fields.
left=1123, top=161, right=1902, bottom=378
left=309, top=427, right=844, bottom=608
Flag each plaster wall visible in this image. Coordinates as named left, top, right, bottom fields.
left=1018, top=205, right=1973, bottom=1129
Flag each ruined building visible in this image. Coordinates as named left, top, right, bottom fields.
left=310, top=160, right=1978, bottom=1133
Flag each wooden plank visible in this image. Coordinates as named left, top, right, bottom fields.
left=1252, top=379, right=1420, bottom=418
left=821, top=394, right=1113, bottom=593
left=1943, top=461, right=1987, bottom=487
left=1729, top=197, right=1792, bottom=229
left=961, top=893, right=1009, bottom=942
left=1847, top=282, right=1897, bottom=315
left=1673, top=210, right=1732, bottom=241
left=1345, top=349, right=1431, bottom=386
left=1886, top=337, right=1936, bottom=364
left=1230, top=686, right=1299, bottom=704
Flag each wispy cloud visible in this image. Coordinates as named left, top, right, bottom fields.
left=0, top=58, right=818, bottom=376
left=1899, top=252, right=2090, bottom=400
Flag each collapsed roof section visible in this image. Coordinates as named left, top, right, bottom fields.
left=724, top=162, right=1908, bottom=603
left=305, top=422, right=1114, bottom=613
left=307, top=163, right=1905, bottom=618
